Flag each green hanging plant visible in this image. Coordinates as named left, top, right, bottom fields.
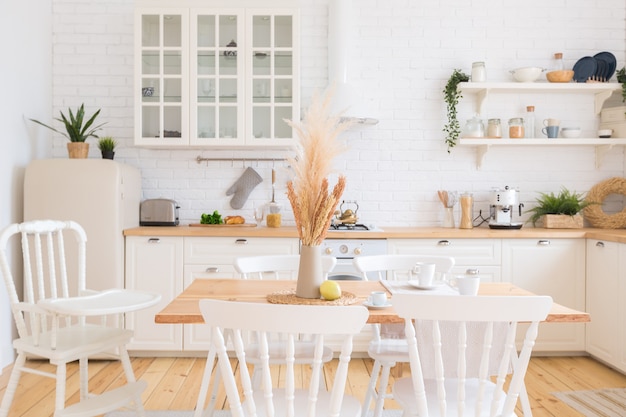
left=617, top=67, right=626, bottom=103
left=443, top=69, right=470, bottom=153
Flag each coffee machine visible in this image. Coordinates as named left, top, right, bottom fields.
left=489, top=186, right=524, bottom=229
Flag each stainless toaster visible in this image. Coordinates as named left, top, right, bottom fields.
left=140, top=199, right=180, bottom=226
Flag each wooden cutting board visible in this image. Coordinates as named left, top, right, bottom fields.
left=189, top=223, right=257, bottom=227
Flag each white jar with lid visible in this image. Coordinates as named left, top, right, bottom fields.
left=471, top=62, right=486, bottom=82
left=487, top=119, right=502, bottom=138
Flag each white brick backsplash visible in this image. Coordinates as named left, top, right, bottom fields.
left=46, top=0, right=626, bottom=227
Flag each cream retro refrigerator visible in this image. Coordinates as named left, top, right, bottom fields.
left=23, top=159, right=142, bottom=291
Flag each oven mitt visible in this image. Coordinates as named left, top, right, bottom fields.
left=226, top=167, right=263, bottom=209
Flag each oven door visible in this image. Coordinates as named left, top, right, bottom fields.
left=328, top=259, right=364, bottom=281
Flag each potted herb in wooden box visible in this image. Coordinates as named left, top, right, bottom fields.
left=526, top=188, right=592, bottom=228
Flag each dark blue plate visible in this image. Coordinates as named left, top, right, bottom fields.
left=573, top=56, right=597, bottom=83
left=594, top=51, right=617, bottom=81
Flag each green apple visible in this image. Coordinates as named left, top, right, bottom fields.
left=320, top=280, right=342, bottom=301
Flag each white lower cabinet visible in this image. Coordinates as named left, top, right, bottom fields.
left=586, top=239, right=626, bottom=372
left=502, top=238, right=586, bottom=352
left=125, top=235, right=299, bottom=353
left=125, top=236, right=184, bottom=351
left=387, top=238, right=501, bottom=281
left=182, top=236, right=300, bottom=352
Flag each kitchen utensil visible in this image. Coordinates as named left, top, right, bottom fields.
left=335, top=200, right=359, bottom=224
left=510, top=67, right=545, bottom=82
left=488, top=185, right=523, bottom=229
left=546, top=70, right=574, bottom=83
left=268, top=168, right=281, bottom=214
left=140, top=198, right=180, bottom=226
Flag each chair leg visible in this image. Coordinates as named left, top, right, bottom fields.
left=119, top=345, right=146, bottom=417
left=195, top=349, right=218, bottom=417
left=361, top=359, right=382, bottom=417
left=79, top=357, right=89, bottom=401
left=373, top=362, right=394, bottom=417
left=0, top=353, right=26, bottom=417
left=55, top=363, right=67, bottom=412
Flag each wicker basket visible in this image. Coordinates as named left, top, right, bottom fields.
left=541, top=214, right=583, bottom=229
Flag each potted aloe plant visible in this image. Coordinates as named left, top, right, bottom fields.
left=30, top=104, right=106, bottom=159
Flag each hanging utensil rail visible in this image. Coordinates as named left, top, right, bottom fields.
left=195, top=155, right=290, bottom=164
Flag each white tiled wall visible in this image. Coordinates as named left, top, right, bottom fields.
left=48, top=0, right=626, bottom=227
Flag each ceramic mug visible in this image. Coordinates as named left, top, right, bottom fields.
left=543, top=118, right=560, bottom=127
left=368, top=291, right=387, bottom=306
left=448, top=275, right=480, bottom=296
left=413, top=262, right=436, bottom=287
left=542, top=125, right=560, bottom=138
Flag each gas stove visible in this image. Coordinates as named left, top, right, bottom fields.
left=329, top=223, right=372, bottom=231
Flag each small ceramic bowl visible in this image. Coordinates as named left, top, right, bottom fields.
left=510, top=67, right=545, bottom=82
left=561, top=127, right=581, bottom=138
left=598, top=129, right=613, bottom=138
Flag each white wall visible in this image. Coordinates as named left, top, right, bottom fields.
left=0, top=2, right=52, bottom=369
left=45, top=0, right=626, bottom=229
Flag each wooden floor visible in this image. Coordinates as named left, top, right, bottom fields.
left=1, top=355, right=626, bottom=416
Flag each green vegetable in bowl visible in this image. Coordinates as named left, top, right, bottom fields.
left=200, top=210, right=223, bottom=225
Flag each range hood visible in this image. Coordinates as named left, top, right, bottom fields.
left=328, top=0, right=378, bottom=125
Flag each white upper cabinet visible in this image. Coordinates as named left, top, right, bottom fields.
left=135, top=7, right=299, bottom=148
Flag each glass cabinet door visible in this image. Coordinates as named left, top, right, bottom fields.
left=191, top=11, right=245, bottom=146
left=246, top=11, right=299, bottom=145
left=136, top=10, right=189, bottom=146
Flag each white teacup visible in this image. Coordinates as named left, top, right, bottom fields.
left=448, top=275, right=480, bottom=296
left=543, top=118, right=560, bottom=127
left=413, top=262, right=436, bottom=287
left=368, top=291, right=388, bottom=306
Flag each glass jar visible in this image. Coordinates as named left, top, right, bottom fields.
left=508, top=118, right=525, bottom=139
left=487, top=119, right=502, bottom=138
left=525, top=106, right=536, bottom=138
left=464, top=114, right=485, bottom=138
left=554, top=52, right=564, bottom=71
left=459, top=193, right=474, bottom=229
left=471, top=62, right=486, bottom=82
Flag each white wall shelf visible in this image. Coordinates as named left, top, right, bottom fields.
left=458, top=82, right=621, bottom=115
left=459, top=138, right=626, bottom=169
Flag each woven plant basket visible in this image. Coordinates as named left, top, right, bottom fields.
left=542, top=214, right=583, bottom=229
left=67, top=142, right=89, bottom=159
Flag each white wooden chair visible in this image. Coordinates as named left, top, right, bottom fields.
left=354, top=254, right=455, bottom=417
left=234, top=254, right=338, bottom=387
left=235, top=254, right=337, bottom=280
left=0, top=220, right=161, bottom=417
left=194, top=299, right=369, bottom=417
left=391, top=293, right=552, bottom=417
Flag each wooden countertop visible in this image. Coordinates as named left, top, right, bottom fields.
left=124, top=225, right=626, bottom=243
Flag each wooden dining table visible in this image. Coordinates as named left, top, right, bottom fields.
left=155, top=279, right=590, bottom=325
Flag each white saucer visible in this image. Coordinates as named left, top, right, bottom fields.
left=408, top=280, right=443, bottom=290
left=363, top=301, right=392, bottom=310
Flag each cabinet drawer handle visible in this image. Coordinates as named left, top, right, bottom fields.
left=537, top=240, right=551, bottom=246
left=595, top=241, right=605, bottom=248
left=205, top=267, right=219, bottom=273
left=148, top=238, right=160, bottom=243
left=235, top=239, right=248, bottom=245
left=437, top=240, right=451, bottom=246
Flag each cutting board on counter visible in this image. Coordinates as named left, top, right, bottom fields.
left=189, top=223, right=257, bottom=227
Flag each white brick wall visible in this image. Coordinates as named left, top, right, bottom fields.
left=48, top=0, right=626, bottom=227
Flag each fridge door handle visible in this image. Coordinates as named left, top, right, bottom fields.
left=148, top=238, right=160, bottom=243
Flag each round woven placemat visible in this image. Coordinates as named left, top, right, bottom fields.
left=584, top=177, right=626, bottom=229
left=267, top=290, right=359, bottom=306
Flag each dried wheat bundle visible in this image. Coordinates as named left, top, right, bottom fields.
left=285, top=89, right=351, bottom=246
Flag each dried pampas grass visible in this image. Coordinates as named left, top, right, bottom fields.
left=285, top=89, right=352, bottom=246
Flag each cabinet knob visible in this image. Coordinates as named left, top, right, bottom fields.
left=595, top=241, right=605, bottom=248
left=148, top=238, right=160, bottom=243
left=235, top=239, right=248, bottom=245
left=325, top=247, right=333, bottom=255
left=537, top=240, right=551, bottom=246
left=205, top=267, right=219, bottom=273
left=437, top=240, right=451, bottom=246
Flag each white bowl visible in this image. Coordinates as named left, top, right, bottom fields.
left=598, top=129, right=613, bottom=138
left=510, top=67, right=545, bottom=82
left=561, top=128, right=581, bottom=138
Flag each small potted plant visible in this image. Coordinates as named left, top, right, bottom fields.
left=30, top=103, right=106, bottom=159
left=526, top=188, right=593, bottom=228
left=97, top=136, right=117, bottom=160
